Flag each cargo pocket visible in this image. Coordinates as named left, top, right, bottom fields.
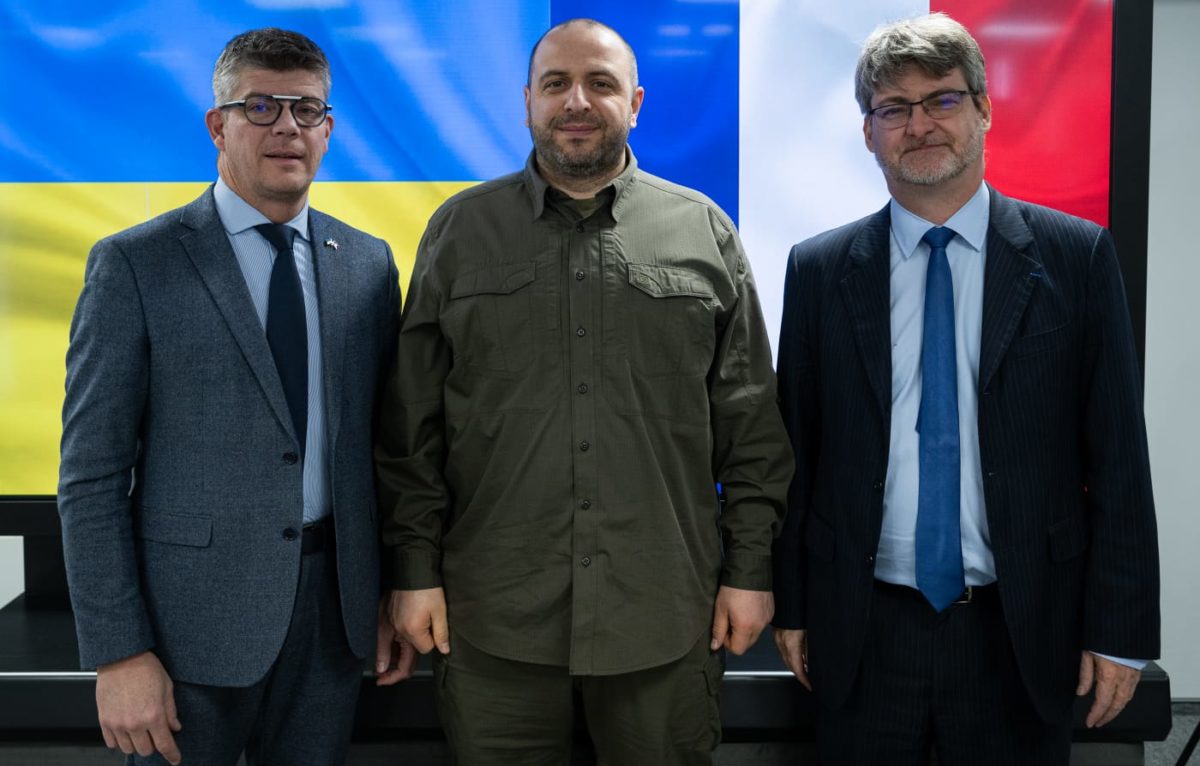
left=445, top=262, right=538, bottom=376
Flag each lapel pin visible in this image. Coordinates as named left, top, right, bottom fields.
left=324, top=238, right=339, bottom=251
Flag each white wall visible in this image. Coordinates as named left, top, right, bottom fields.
left=1146, top=0, right=1200, bottom=700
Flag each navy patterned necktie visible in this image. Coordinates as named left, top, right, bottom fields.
left=256, top=223, right=307, bottom=458
left=916, top=226, right=964, bottom=612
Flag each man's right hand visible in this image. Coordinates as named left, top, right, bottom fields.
left=387, top=587, right=450, bottom=655
left=95, top=651, right=182, bottom=765
left=773, top=627, right=812, bottom=691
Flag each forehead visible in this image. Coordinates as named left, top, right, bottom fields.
left=231, top=67, right=326, bottom=98
left=872, top=66, right=968, bottom=103
left=531, top=25, right=630, bottom=80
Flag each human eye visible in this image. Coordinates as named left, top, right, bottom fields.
left=244, top=96, right=275, bottom=116
left=926, top=91, right=964, bottom=114
left=874, top=104, right=908, bottom=123
left=294, top=99, right=325, bottom=122
left=542, top=79, right=566, bottom=92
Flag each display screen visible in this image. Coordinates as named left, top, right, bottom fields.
left=0, top=0, right=1113, bottom=494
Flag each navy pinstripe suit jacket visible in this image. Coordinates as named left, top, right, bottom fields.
left=772, top=186, right=1160, bottom=723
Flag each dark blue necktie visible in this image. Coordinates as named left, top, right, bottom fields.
left=916, top=226, right=964, bottom=612
left=256, top=223, right=307, bottom=458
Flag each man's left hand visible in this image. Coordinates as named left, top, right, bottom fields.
left=1077, top=651, right=1141, bottom=728
left=710, top=586, right=773, bottom=655
left=374, top=602, right=417, bottom=686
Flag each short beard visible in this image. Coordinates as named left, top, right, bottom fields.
left=882, top=119, right=986, bottom=186
left=530, top=118, right=629, bottom=183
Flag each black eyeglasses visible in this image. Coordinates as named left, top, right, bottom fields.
left=867, top=90, right=976, bottom=129
left=218, top=95, right=332, bottom=127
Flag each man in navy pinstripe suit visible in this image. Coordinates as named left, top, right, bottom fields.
left=771, top=13, right=1159, bottom=765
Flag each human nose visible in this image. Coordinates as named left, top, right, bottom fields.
left=563, top=83, right=591, bottom=112
left=905, top=103, right=937, bottom=136
left=271, top=103, right=301, bottom=134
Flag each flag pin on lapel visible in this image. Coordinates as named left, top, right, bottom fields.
left=324, top=238, right=339, bottom=251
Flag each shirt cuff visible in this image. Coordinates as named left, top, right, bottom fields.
left=720, top=552, right=773, bottom=591
left=387, top=548, right=443, bottom=591
left=1090, top=652, right=1149, bottom=671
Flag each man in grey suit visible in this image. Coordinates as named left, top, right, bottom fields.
left=772, top=13, right=1159, bottom=765
left=57, top=27, right=412, bottom=765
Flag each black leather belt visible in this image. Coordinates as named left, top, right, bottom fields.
left=874, top=579, right=998, bottom=606
left=301, top=518, right=333, bottom=555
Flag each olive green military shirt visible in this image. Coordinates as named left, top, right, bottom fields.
left=377, top=151, right=793, bottom=675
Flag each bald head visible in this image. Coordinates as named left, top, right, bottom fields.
left=528, top=18, right=638, bottom=93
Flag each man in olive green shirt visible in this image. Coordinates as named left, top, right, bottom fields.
left=376, top=18, right=793, bottom=764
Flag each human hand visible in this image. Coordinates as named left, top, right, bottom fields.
left=710, top=585, right=773, bottom=655
left=95, top=651, right=182, bottom=765
left=375, top=599, right=418, bottom=685
left=1077, top=651, right=1141, bottom=728
left=387, top=587, right=450, bottom=655
left=773, top=627, right=811, bottom=691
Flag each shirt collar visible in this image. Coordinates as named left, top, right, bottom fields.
left=890, top=181, right=989, bottom=260
left=524, top=146, right=639, bottom=221
left=213, top=176, right=309, bottom=241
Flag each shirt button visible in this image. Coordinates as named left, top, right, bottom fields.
left=282, top=452, right=299, bottom=465
left=576, top=223, right=585, bottom=233
left=580, top=499, right=592, bottom=510
left=575, top=270, right=586, bottom=281
left=282, top=527, right=299, bottom=541
left=581, top=556, right=592, bottom=567
left=577, top=383, right=589, bottom=394
left=576, top=327, right=586, bottom=337
left=579, top=441, right=590, bottom=452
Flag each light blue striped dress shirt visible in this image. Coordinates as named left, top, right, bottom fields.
left=213, top=178, right=330, bottom=523
left=876, top=182, right=994, bottom=588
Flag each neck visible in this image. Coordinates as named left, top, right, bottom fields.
left=888, top=168, right=984, bottom=226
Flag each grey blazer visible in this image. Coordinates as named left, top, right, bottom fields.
left=58, top=187, right=400, bottom=686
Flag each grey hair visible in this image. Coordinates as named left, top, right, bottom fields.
left=854, top=12, right=987, bottom=114
left=527, top=18, right=639, bottom=92
left=212, top=27, right=331, bottom=105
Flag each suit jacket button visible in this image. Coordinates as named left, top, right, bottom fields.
left=282, top=452, right=299, bottom=465
left=872, top=480, right=884, bottom=491
left=865, top=554, right=875, bottom=565
left=282, top=527, right=299, bottom=541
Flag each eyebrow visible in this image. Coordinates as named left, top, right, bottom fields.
left=873, top=87, right=965, bottom=106
left=538, top=68, right=622, bottom=84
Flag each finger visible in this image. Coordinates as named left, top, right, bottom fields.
left=1096, top=673, right=1139, bottom=727
left=399, top=639, right=417, bottom=678
left=165, top=689, right=182, bottom=732
left=112, top=729, right=138, bottom=756
left=1087, top=675, right=1117, bottom=728
left=130, top=728, right=157, bottom=757
left=429, top=601, right=451, bottom=655
left=150, top=722, right=182, bottom=766
left=795, top=661, right=813, bottom=692
left=773, top=632, right=803, bottom=678
left=711, top=607, right=729, bottom=652
left=100, top=724, right=119, bottom=750
left=407, top=627, right=436, bottom=655
left=152, top=725, right=182, bottom=766
left=376, top=621, right=395, bottom=674
left=376, top=667, right=409, bottom=686
left=1076, top=652, right=1094, bottom=695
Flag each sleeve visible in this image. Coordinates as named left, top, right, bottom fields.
left=57, top=239, right=156, bottom=669
left=771, top=245, right=820, bottom=629
left=707, top=209, right=795, bottom=591
left=375, top=218, right=452, bottom=590
left=1080, top=228, right=1160, bottom=659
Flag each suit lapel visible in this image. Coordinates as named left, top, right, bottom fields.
left=310, top=210, right=348, bottom=451
left=839, top=205, right=893, bottom=420
left=979, top=187, right=1042, bottom=393
left=179, top=189, right=295, bottom=443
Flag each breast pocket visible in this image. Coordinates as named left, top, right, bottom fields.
left=624, top=263, right=716, bottom=377
left=444, top=262, right=538, bottom=377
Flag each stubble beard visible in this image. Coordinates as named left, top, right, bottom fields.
left=530, top=117, right=629, bottom=184
left=881, top=118, right=986, bottom=186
